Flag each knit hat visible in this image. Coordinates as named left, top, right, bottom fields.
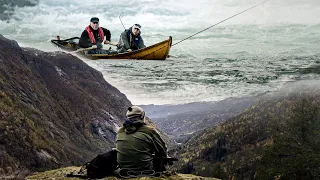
left=90, top=17, right=99, bottom=23
left=126, top=106, right=145, bottom=120
left=133, top=24, right=141, bottom=30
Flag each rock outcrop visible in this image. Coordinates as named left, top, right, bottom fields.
left=0, top=34, right=131, bottom=178
left=26, top=166, right=220, bottom=180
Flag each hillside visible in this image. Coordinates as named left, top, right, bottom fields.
left=0, top=34, right=131, bottom=178
left=25, top=166, right=220, bottom=180
left=172, top=80, right=320, bottom=179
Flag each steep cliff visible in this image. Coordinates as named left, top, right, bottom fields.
left=0, top=34, right=131, bottom=178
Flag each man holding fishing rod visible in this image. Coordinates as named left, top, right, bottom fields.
left=116, top=24, right=146, bottom=53
left=79, top=17, right=112, bottom=54
left=100, top=22, right=147, bottom=53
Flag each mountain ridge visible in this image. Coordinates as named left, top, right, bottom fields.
left=171, top=80, right=320, bottom=179
left=0, top=34, right=131, bottom=178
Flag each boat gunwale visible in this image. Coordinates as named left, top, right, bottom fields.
left=51, top=36, right=172, bottom=60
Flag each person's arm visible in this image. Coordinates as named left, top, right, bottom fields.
left=117, top=31, right=131, bottom=53
left=102, top=27, right=111, bottom=41
left=102, top=27, right=119, bottom=46
left=138, top=36, right=146, bottom=49
left=79, top=30, right=92, bottom=48
left=150, top=129, right=167, bottom=157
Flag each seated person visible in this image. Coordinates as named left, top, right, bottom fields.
left=117, top=24, right=146, bottom=53
left=79, top=17, right=111, bottom=54
left=116, top=106, right=167, bottom=172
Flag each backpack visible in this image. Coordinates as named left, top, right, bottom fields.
left=66, top=149, right=118, bottom=179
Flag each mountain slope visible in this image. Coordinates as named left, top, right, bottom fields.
left=25, top=166, right=220, bottom=180
left=172, top=81, right=320, bottom=179
left=141, top=96, right=260, bottom=143
left=0, top=35, right=131, bottom=178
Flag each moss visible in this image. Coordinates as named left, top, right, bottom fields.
left=0, top=91, right=13, bottom=106
left=26, top=166, right=220, bottom=180
left=26, top=118, right=36, bottom=130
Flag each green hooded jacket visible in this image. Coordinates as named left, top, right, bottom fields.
left=117, top=27, right=146, bottom=53
left=116, top=119, right=167, bottom=171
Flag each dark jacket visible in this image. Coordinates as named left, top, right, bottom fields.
left=117, top=27, right=146, bottom=53
left=79, top=26, right=111, bottom=48
left=116, top=119, right=167, bottom=171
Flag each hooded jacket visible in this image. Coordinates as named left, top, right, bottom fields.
left=116, top=118, right=167, bottom=171
left=117, top=27, right=146, bottom=53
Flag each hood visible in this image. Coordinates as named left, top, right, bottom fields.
left=128, top=27, right=141, bottom=37
left=123, top=119, right=146, bottom=134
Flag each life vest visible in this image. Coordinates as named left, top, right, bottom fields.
left=86, top=26, right=104, bottom=44
left=126, top=29, right=141, bottom=50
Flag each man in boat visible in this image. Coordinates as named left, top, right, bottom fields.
left=79, top=17, right=112, bottom=54
left=117, top=24, right=146, bottom=53
left=116, top=106, right=168, bottom=173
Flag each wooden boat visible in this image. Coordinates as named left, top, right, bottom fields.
left=51, top=36, right=172, bottom=60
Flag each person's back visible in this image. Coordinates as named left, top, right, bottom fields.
left=116, top=106, right=167, bottom=171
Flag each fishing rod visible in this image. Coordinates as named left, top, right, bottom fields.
left=119, top=15, right=126, bottom=30
left=171, top=0, right=271, bottom=47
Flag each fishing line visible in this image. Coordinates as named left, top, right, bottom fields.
left=171, top=0, right=271, bottom=47
left=119, top=15, right=126, bottom=30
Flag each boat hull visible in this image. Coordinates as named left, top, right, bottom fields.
left=51, top=36, right=172, bottom=60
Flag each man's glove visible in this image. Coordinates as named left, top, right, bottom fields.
left=96, top=42, right=103, bottom=49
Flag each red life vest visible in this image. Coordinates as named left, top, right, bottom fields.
left=86, top=26, right=104, bottom=44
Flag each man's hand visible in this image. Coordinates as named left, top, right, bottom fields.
left=96, top=42, right=103, bottom=49
left=91, top=45, right=98, bottom=49
left=127, top=49, right=132, bottom=52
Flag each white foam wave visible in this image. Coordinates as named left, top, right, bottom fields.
left=1, top=0, right=320, bottom=44
left=1, top=0, right=320, bottom=105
